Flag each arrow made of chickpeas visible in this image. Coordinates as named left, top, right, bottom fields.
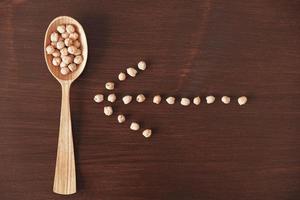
left=94, top=61, right=248, bottom=139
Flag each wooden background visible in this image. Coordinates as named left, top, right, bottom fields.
left=1, top=0, right=300, bottom=199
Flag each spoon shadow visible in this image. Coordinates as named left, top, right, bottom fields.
left=72, top=14, right=109, bottom=192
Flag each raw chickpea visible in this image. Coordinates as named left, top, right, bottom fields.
left=62, top=55, right=72, bottom=65
left=52, top=50, right=60, bottom=57
left=74, top=55, right=83, bottom=64
left=68, top=63, right=77, bottom=72
left=107, top=94, right=117, bottom=103
left=64, top=38, right=73, bottom=47
left=69, top=32, right=79, bottom=40
left=60, top=67, right=70, bottom=75
left=122, top=95, right=132, bottom=104
left=130, top=122, right=140, bottom=131
left=142, top=129, right=152, bottom=138
left=61, top=32, right=69, bottom=39
left=118, top=72, right=126, bottom=81
left=67, top=46, right=77, bottom=55
left=126, top=67, right=138, bottom=77
left=73, top=40, right=81, bottom=48
left=153, top=95, right=162, bottom=104
left=74, top=49, right=81, bottom=56
left=193, top=96, right=201, bottom=105
left=221, top=96, right=231, bottom=104
left=50, top=32, right=59, bottom=42
left=66, top=24, right=75, bottom=33
left=60, top=48, right=68, bottom=56
left=136, top=94, right=146, bottom=102
left=180, top=98, right=190, bottom=106
left=166, top=96, right=175, bottom=104
left=56, top=41, right=65, bottom=50
left=117, top=114, right=126, bottom=123
left=105, top=82, right=115, bottom=90
left=57, top=25, right=66, bottom=34
left=104, top=106, right=113, bottom=116
left=206, top=96, right=215, bottom=104
left=60, top=62, right=67, bottom=68
left=46, top=45, right=55, bottom=54
left=94, top=94, right=104, bottom=103
left=52, top=57, right=61, bottom=66
left=238, top=96, right=247, bottom=105
left=138, top=60, right=146, bottom=70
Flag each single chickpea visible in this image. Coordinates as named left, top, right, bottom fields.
left=64, top=38, right=73, bottom=47
left=238, top=96, right=247, bottom=105
left=193, top=96, right=201, bottom=105
left=46, top=45, right=55, bottom=54
left=104, top=106, right=113, bottom=116
left=105, top=82, right=115, bottom=90
left=136, top=94, right=146, bottom=102
left=107, top=94, right=117, bottom=103
left=142, top=129, right=152, bottom=138
left=60, top=67, right=70, bottom=75
left=52, top=57, right=61, bottom=66
left=56, top=41, right=65, bottom=50
left=74, top=55, right=83, bottom=64
left=118, top=72, right=126, bottom=81
left=138, top=60, right=146, bottom=70
left=166, top=96, right=175, bottom=104
left=74, top=49, right=81, bottom=56
left=52, top=50, right=60, bottom=57
left=60, top=48, right=68, bottom=56
left=126, top=67, right=138, bottom=77
left=68, top=63, right=77, bottom=72
left=73, top=40, right=81, bottom=48
left=122, top=95, right=132, bottom=104
left=221, top=96, right=231, bottom=104
left=60, top=62, right=68, bottom=68
left=50, top=32, right=59, bottom=42
left=61, top=32, right=69, bottom=39
left=153, top=95, right=162, bottom=104
left=67, top=46, right=77, bottom=55
left=66, top=24, right=75, bottom=33
left=57, top=25, right=66, bottom=34
left=180, top=98, right=190, bottom=106
left=94, top=94, right=104, bottom=103
left=117, top=114, right=126, bottom=123
left=130, top=122, right=140, bottom=131
left=61, top=55, right=72, bottom=65
left=69, top=32, right=79, bottom=40
left=206, top=96, right=215, bottom=104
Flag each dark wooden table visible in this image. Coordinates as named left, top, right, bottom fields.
left=1, top=0, right=300, bottom=199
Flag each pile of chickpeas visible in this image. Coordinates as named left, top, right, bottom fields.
left=45, top=24, right=83, bottom=75
left=93, top=60, right=248, bottom=139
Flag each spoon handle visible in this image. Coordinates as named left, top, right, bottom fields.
left=53, top=82, right=76, bottom=195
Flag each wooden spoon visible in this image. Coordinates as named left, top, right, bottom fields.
left=44, top=16, right=88, bottom=195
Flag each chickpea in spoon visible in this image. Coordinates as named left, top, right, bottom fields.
left=45, top=23, right=84, bottom=75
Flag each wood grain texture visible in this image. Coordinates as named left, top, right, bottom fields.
left=53, top=82, right=76, bottom=195
left=1, top=0, right=300, bottom=199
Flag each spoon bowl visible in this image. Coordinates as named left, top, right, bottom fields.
left=44, top=16, right=88, bottom=82
left=44, top=16, right=88, bottom=195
